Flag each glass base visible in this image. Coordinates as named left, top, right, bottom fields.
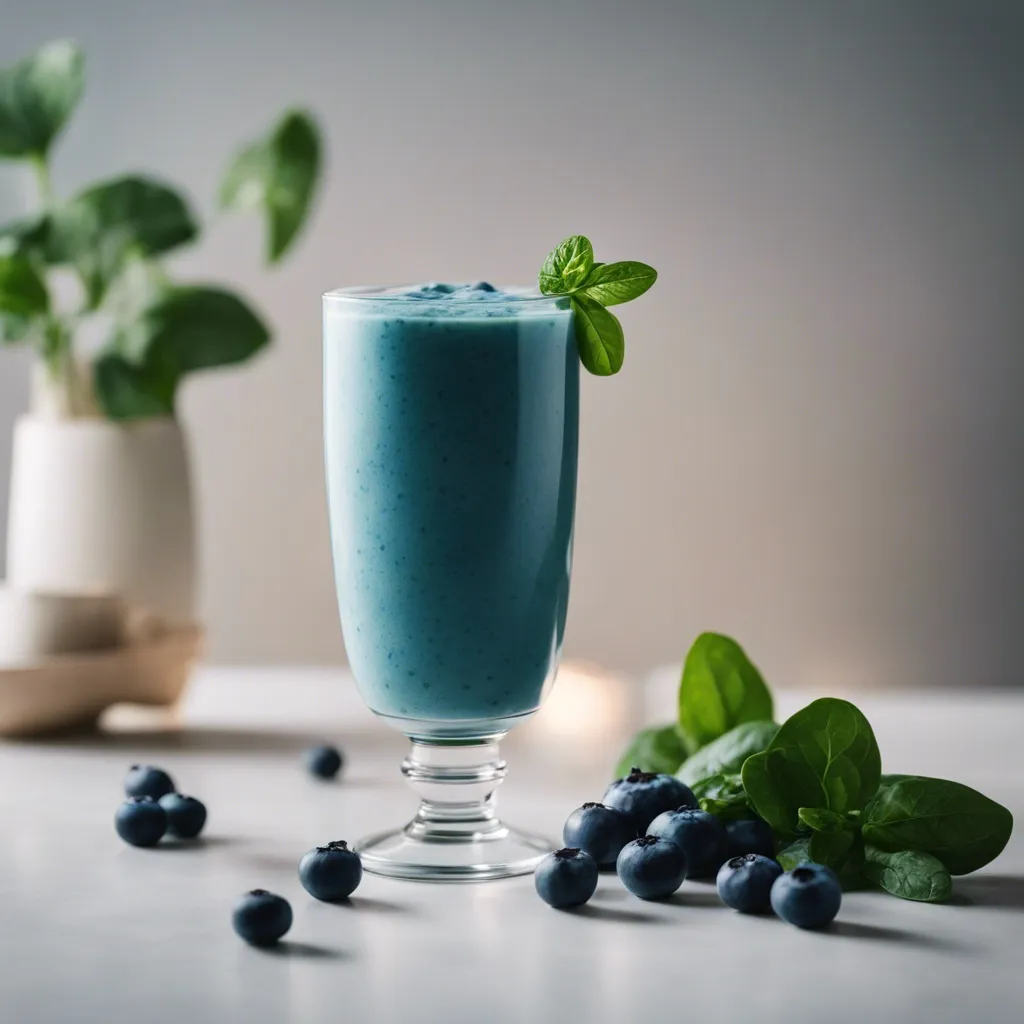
left=355, top=738, right=554, bottom=881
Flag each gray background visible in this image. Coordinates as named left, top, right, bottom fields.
left=1, top=0, right=1022, bottom=688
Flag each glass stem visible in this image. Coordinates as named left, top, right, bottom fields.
left=401, top=740, right=508, bottom=841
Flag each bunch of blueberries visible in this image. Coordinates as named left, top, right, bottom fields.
left=115, top=765, right=208, bottom=846
left=534, top=768, right=842, bottom=930
left=221, top=742, right=359, bottom=946
left=114, top=745, right=359, bottom=946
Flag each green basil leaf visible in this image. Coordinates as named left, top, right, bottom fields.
left=863, top=846, right=952, bottom=903
left=614, top=723, right=689, bottom=779
left=0, top=257, right=48, bottom=317
left=539, top=235, right=594, bottom=294
left=571, top=294, right=624, bottom=376
left=0, top=41, right=84, bottom=158
left=577, top=261, right=657, bottom=306
left=862, top=775, right=1013, bottom=875
left=677, top=633, right=773, bottom=751
left=798, top=807, right=855, bottom=834
left=741, top=698, right=881, bottom=837
left=692, top=772, right=752, bottom=820
left=46, top=176, right=197, bottom=306
left=678, top=720, right=778, bottom=786
left=220, top=109, right=321, bottom=263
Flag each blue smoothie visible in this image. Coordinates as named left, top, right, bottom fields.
left=323, top=283, right=579, bottom=739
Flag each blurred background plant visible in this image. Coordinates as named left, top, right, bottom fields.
left=0, top=40, right=322, bottom=420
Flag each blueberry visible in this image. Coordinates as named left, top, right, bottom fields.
left=602, top=768, right=696, bottom=833
left=299, top=840, right=363, bottom=901
left=647, top=807, right=729, bottom=878
left=124, top=764, right=175, bottom=800
left=303, top=745, right=344, bottom=780
left=616, top=835, right=687, bottom=900
left=771, top=863, right=842, bottom=930
left=724, top=817, right=775, bottom=859
left=717, top=854, right=783, bottom=913
left=232, top=889, right=293, bottom=946
left=534, top=848, right=599, bottom=909
left=562, top=802, right=636, bottom=868
left=158, top=794, right=207, bottom=839
left=114, top=796, right=167, bottom=847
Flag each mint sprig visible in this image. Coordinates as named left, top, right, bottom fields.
left=539, top=234, right=657, bottom=376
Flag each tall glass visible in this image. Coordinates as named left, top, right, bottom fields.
left=323, top=285, right=579, bottom=880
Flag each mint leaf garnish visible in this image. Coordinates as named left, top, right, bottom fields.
left=570, top=294, right=623, bottom=376
left=539, top=234, right=594, bottom=293
left=577, top=261, right=657, bottom=306
left=538, top=236, right=657, bottom=375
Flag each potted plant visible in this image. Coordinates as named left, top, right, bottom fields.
left=0, top=40, right=322, bottom=624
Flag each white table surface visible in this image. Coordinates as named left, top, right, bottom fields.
left=1, top=667, right=1021, bottom=1024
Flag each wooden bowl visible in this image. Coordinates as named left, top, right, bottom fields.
left=0, top=615, right=203, bottom=737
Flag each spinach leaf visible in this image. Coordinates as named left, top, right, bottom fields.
left=778, top=833, right=867, bottom=890
left=741, top=698, right=881, bottom=837
left=614, top=723, right=689, bottom=779
left=691, top=773, right=751, bottom=820
left=777, top=836, right=812, bottom=872
left=862, top=775, right=1013, bottom=875
left=809, top=828, right=854, bottom=868
left=863, top=846, right=952, bottom=903
left=678, top=720, right=778, bottom=787
left=798, top=807, right=855, bottom=833
left=677, top=633, right=773, bottom=750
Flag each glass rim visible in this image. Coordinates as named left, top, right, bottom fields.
left=322, top=284, right=558, bottom=305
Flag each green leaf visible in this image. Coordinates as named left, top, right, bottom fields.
left=94, top=286, right=270, bottom=421
left=92, top=352, right=177, bottom=420
left=798, top=807, right=855, bottom=833
left=863, top=846, right=953, bottom=903
left=692, top=772, right=752, bottom=820
left=0, top=41, right=84, bottom=158
left=778, top=833, right=868, bottom=890
left=0, top=214, right=49, bottom=259
left=0, top=257, right=48, bottom=317
left=46, top=176, right=197, bottom=307
left=139, top=286, right=270, bottom=373
left=614, top=723, right=689, bottom=779
left=678, top=720, right=778, bottom=786
left=741, top=698, right=881, bottom=837
left=220, top=109, right=322, bottom=263
left=677, top=633, right=773, bottom=750
left=577, top=261, right=657, bottom=306
left=539, top=235, right=594, bottom=294
left=862, top=775, right=1013, bottom=875
left=777, top=837, right=812, bottom=872
left=809, top=828, right=854, bottom=868
left=571, top=294, right=624, bottom=376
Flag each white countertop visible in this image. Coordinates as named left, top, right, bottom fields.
left=0, top=667, right=1021, bottom=1023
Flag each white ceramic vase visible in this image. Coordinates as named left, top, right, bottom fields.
left=5, top=415, right=197, bottom=625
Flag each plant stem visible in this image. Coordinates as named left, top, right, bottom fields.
left=30, top=153, right=55, bottom=207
